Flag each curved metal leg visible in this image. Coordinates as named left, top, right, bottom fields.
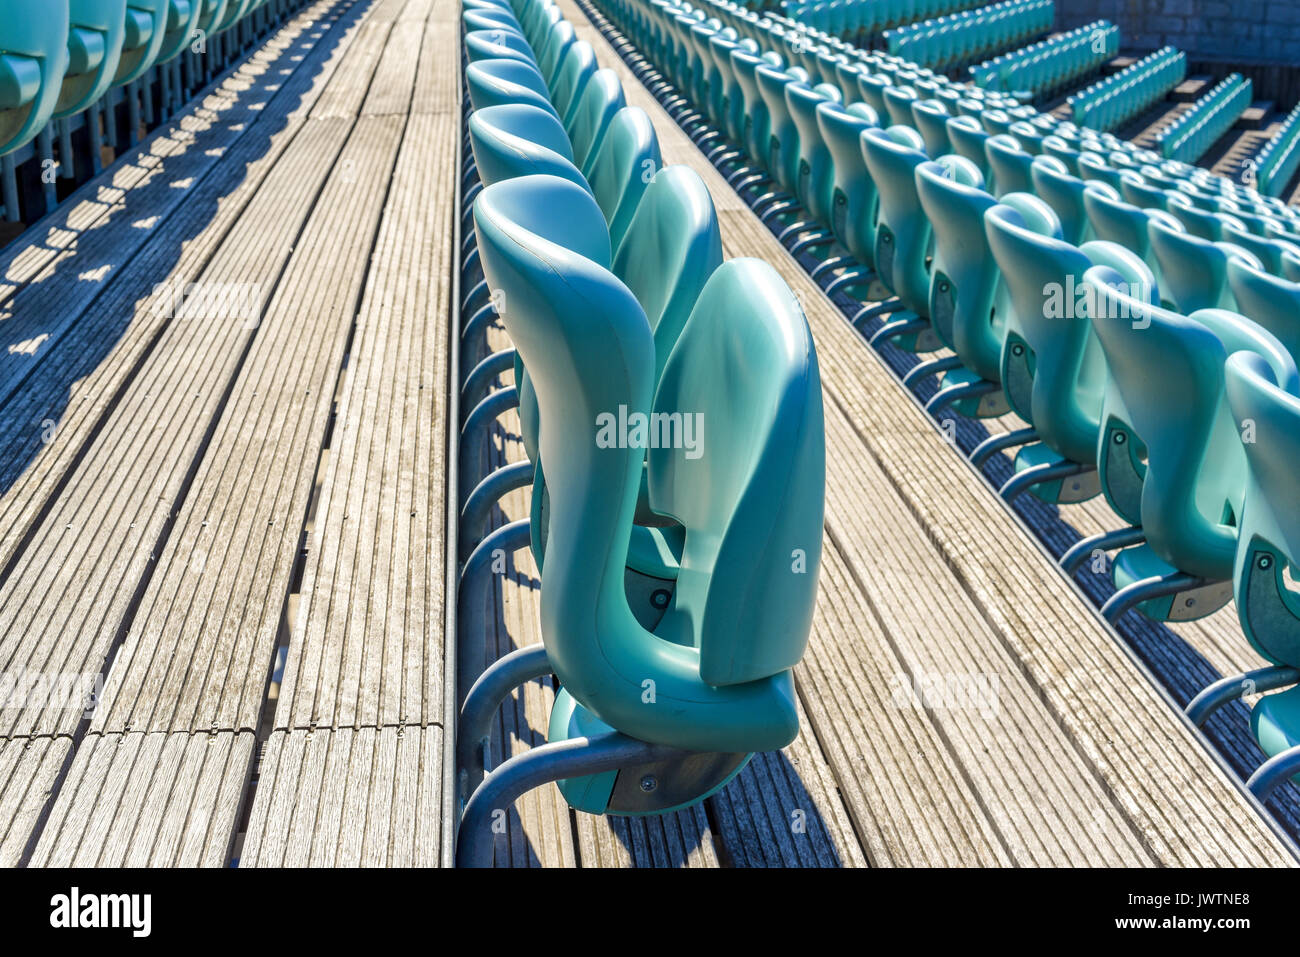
left=1185, top=665, right=1300, bottom=727
left=459, top=460, right=535, bottom=555
left=822, top=265, right=874, bottom=296
left=1098, top=571, right=1208, bottom=623
left=925, top=379, right=997, bottom=416
left=969, top=427, right=1039, bottom=468
left=461, top=348, right=518, bottom=411
left=461, top=302, right=503, bottom=361
left=850, top=297, right=903, bottom=327
left=811, top=255, right=859, bottom=281
left=457, top=643, right=554, bottom=806
left=902, top=354, right=963, bottom=389
left=788, top=231, right=835, bottom=257
left=1247, top=745, right=1300, bottom=802
left=868, top=315, right=928, bottom=346
left=1059, top=526, right=1147, bottom=576
left=998, top=461, right=1093, bottom=503
left=777, top=218, right=823, bottom=243
left=729, top=170, right=769, bottom=191
left=457, top=519, right=532, bottom=704
left=460, top=386, right=520, bottom=487
left=456, top=733, right=685, bottom=867
left=759, top=199, right=800, bottom=225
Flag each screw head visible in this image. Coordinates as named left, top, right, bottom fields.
left=640, top=775, right=658, bottom=793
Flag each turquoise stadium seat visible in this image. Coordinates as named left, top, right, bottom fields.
left=55, top=1, right=127, bottom=120
left=0, top=0, right=71, bottom=156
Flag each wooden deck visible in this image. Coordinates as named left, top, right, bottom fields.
left=0, top=0, right=1295, bottom=867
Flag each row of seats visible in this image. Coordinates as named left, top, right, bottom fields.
left=881, top=0, right=1054, bottom=71
left=1156, top=73, right=1251, bottom=164
left=641, top=0, right=1299, bottom=239
left=779, top=0, right=986, bottom=42
left=0, top=0, right=295, bottom=159
left=969, top=19, right=1117, bottom=99
left=593, top=0, right=1300, bottom=800
left=456, top=0, right=825, bottom=859
left=1066, top=45, right=1186, bottom=132
left=1254, top=101, right=1300, bottom=198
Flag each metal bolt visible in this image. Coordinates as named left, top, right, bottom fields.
left=640, top=775, right=658, bottom=793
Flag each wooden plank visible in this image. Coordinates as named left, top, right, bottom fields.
left=273, top=23, right=459, bottom=734
left=0, top=3, right=349, bottom=310
left=239, top=726, right=443, bottom=866
left=0, top=0, right=365, bottom=406
left=95, top=110, right=410, bottom=735
left=28, top=731, right=254, bottom=867
left=0, top=0, right=369, bottom=572
left=566, top=0, right=1298, bottom=866
left=0, top=1, right=405, bottom=740
left=0, top=736, right=71, bottom=866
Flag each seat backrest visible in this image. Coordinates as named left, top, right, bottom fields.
left=1224, top=352, right=1300, bottom=666
left=815, top=99, right=879, bottom=263
left=985, top=133, right=1033, bottom=198
left=647, top=257, right=823, bottom=689
left=468, top=103, right=589, bottom=192
left=567, top=68, right=626, bottom=175
left=0, top=0, right=71, bottom=156
left=466, top=58, right=559, bottom=117
left=860, top=124, right=931, bottom=315
left=550, top=39, right=596, bottom=125
left=786, top=81, right=840, bottom=222
left=474, top=175, right=816, bottom=752
left=1226, top=257, right=1300, bottom=367
left=465, top=27, right=537, bottom=65
left=915, top=155, right=999, bottom=374
left=612, top=164, right=723, bottom=381
left=587, top=106, right=663, bottom=252
left=1030, top=154, right=1088, bottom=245
left=1148, top=216, right=1258, bottom=313
left=1086, top=263, right=1299, bottom=580
left=985, top=195, right=1109, bottom=470
left=158, top=0, right=205, bottom=64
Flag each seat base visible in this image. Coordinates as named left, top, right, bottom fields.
left=549, top=689, right=751, bottom=815
left=1012, top=442, right=1100, bottom=504
left=937, top=367, right=1011, bottom=419
left=1112, top=544, right=1233, bottom=622
left=1252, top=686, right=1300, bottom=784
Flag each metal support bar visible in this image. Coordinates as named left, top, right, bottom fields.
left=456, top=643, right=554, bottom=807
left=1185, top=665, right=1300, bottom=727
left=787, top=230, right=835, bottom=257
left=461, top=348, right=518, bottom=408
left=969, top=427, right=1038, bottom=468
left=456, top=733, right=684, bottom=867
left=459, top=460, right=534, bottom=555
left=459, top=386, right=520, bottom=487
left=456, top=519, right=531, bottom=706
left=850, top=297, right=903, bottom=328
left=1098, top=571, right=1210, bottom=623
left=998, top=461, right=1092, bottom=503
left=1247, top=745, right=1300, bottom=802
left=868, top=315, right=927, bottom=345
left=925, top=379, right=997, bottom=417
left=1059, top=525, right=1147, bottom=576
left=902, top=354, right=963, bottom=389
